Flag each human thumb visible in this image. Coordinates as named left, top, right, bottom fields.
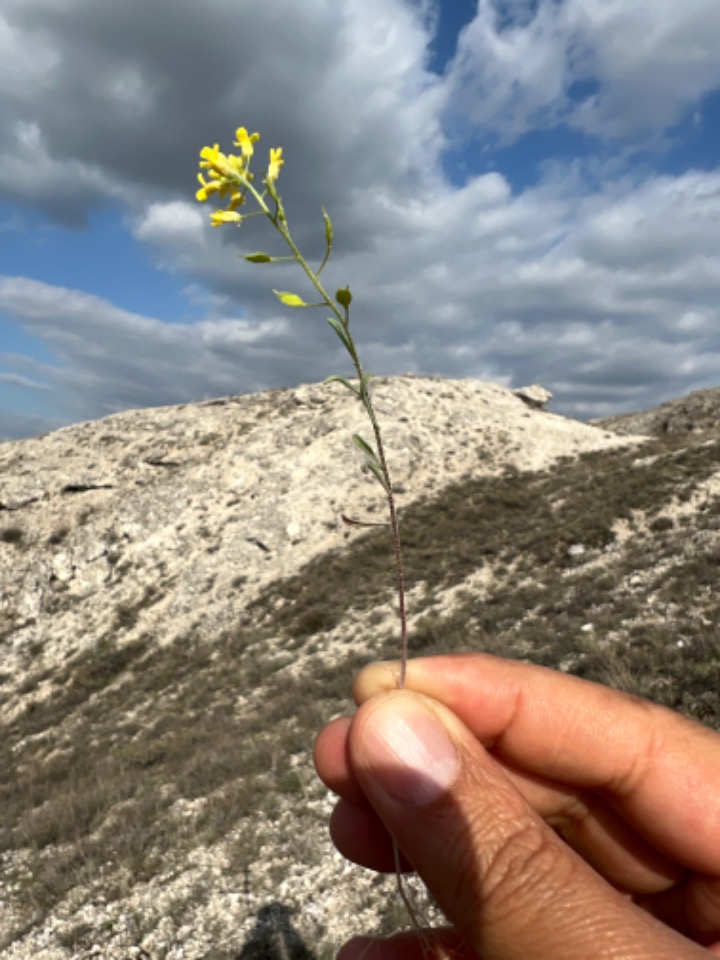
left=347, top=690, right=703, bottom=960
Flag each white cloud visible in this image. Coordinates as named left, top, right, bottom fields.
left=446, top=0, right=720, bottom=142
left=575, top=172, right=720, bottom=269
left=571, top=0, right=720, bottom=138
left=0, top=0, right=444, bottom=224
left=0, top=371, right=51, bottom=391
left=0, top=276, right=320, bottom=425
left=0, top=10, right=59, bottom=100
left=133, top=202, right=208, bottom=272
left=0, top=121, right=131, bottom=226
left=5, top=161, right=720, bottom=433
left=445, top=1, right=571, bottom=139
left=0, top=0, right=719, bottom=440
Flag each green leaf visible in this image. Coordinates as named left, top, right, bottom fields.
left=327, top=316, right=353, bottom=353
left=353, top=435, right=387, bottom=489
left=359, top=372, right=373, bottom=401
left=359, top=373, right=375, bottom=416
left=325, top=375, right=359, bottom=396
left=273, top=290, right=307, bottom=307
left=317, top=208, right=333, bottom=276
left=353, top=434, right=378, bottom=463
left=365, top=460, right=389, bottom=492
left=336, top=287, right=352, bottom=308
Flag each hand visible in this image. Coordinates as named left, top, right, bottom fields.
left=314, top=654, right=720, bottom=959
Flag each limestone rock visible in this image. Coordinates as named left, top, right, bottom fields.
left=513, top=384, right=553, bottom=409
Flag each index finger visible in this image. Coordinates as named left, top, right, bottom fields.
left=355, top=654, right=720, bottom=874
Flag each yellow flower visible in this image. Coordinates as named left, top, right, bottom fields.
left=196, top=172, right=223, bottom=203
left=210, top=210, right=244, bottom=228
left=199, top=144, right=235, bottom=179
left=196, top=128, right=262, bottom=226
left=266, top=147, right=284, bottom=184
left=227, top=190, right=246, bottom=211
left=234, top=127, right=260, bottom=158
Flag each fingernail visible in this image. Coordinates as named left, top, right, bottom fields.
left=362, top=694, right=458, bottom=806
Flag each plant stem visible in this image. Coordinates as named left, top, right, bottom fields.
left=249, top=184, right=408, bottom=687
left=364, top=400, right=408, bottom=689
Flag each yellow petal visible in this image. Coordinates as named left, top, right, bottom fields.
left=199, top=144, right=221, bottom=169
left=210, top=210, right=243, bottom=227
left=196, top=178, right=221, bottom=202
left=228, top=190, right=246, bottom=211
left=266, top=147, right=284, bottom=183
left=234, top=127, right=260, bottom=158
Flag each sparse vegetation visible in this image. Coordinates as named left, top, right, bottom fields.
left=47, top=526, right=70, bottom=544
left=1, top=526, right=25, bottom=546
left=1, top=414, right=719, bottom=956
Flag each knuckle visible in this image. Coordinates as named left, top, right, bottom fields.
left=479, top=816, right=574, bottom=924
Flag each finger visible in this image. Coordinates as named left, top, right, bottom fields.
left=338, top=929, right=469, bottom=960
left=316, top=702, right=682, bottom=892
left=314, top=715, right=369, bottom=808
left=349, top=689, right=708, bottom=959
left=329, top=798, right=412, bottom=873
left=639, top=874, right=720, bottom=948
left=501, top=762, right=683, bottom=893
left=355, top=655, right=720, bottom=874
left=322, top=738, right=682, bottom=890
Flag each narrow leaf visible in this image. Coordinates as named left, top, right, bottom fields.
left=327, top=316, right=353, bottom=353
left=341, top=514, right=389, bottom=528
left=359, top=373, right=375, bottom=417
left=359, top=372, right=373, bottom=402
left=317, top=207, right=334, bottom=276
left=366, top=460, right=389, bottom=492
left=353, top=434, right=375, bottom=458
left=325, top=375, right=359, bottom=396
left=353, top=434, right=378, bottom=464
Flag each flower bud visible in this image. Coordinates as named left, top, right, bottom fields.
left=336, top=287, right=352, bottom=308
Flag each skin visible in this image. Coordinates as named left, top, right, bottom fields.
left=314, top=654, right=720, bottom=960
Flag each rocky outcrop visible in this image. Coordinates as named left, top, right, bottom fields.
left=513, top=384, right=553, bottom=409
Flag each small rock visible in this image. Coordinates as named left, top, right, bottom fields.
left=286, top=521, right=302, bottom=542
left=513, top=384, right=553, bottom=409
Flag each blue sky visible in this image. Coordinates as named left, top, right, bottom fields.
left=1, top=0, right=719, bottom=440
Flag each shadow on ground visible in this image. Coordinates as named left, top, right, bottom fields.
left=235, top=902, right=317, bottom=960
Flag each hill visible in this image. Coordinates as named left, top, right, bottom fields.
left=596, top=385, right=720, bottom=437
left=1, top=377, right=719, bottom=959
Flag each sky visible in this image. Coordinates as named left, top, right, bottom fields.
left=1, top=0, right=719, bottom=441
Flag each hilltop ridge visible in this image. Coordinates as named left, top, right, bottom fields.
left=596, top=385, right=720, bottom=437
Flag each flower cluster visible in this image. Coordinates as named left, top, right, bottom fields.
left=196, top=127, right=283, bottom=227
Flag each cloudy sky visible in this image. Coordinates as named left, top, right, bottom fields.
left=1, top=0, right=719, bottom=440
